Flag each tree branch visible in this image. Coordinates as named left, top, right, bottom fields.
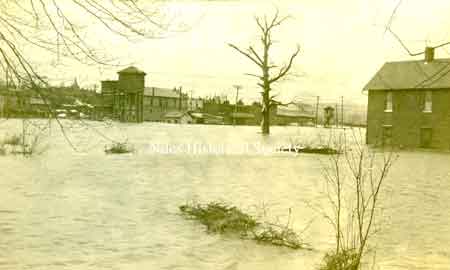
left=269, top=45, right=300, bottom=83
left=228, top=43, right=263, bottom=67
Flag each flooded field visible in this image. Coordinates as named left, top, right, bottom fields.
left=0, top=120, right=449, bottom=270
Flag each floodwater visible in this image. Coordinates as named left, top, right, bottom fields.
left=0, top=120, right=449, bottom=270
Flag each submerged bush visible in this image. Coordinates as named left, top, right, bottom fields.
left=318, top=249, right=359, bottom=270
left=253, top=224, right=305, bottom=249
left=278, top=145, right=339, bottom=155
left=180, top=202, right=258, bottom=234
left=179, top=201, right=309, bottom=250
left=105, top=142, right=134, bottom=154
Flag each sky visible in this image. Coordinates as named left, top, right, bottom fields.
left=9, top=0, right=450, bottom=105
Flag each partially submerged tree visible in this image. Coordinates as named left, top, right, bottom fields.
left=317, top=131, right=397, bottom=270
left=228, top=10, right=300, bottom=135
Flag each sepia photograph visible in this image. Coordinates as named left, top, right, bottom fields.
left=0, top=0, right=449, bottom=269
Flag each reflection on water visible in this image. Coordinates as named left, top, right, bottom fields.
left=0, top=120, right=449, bottom=269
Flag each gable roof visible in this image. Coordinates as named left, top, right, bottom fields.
left=276, top=103, right=315, bottom=118
left=363, top=58, right=450, bottom=91
left=144, top=87, right=180, bottom=98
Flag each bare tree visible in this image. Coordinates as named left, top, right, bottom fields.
left=228, top=10, right=300, bottom=135
left=0, top=0, right=179, bottom=151
left=317, top=130, right=397, bottom=270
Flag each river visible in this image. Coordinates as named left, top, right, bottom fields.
left=0, top=120, right=449, bottom=270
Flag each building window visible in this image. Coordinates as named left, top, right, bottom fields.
left=384, top=91, right=393, bottom=112
left=382, top=125, right=392, bottom=146
left=423, top=91, right=432, bottom=113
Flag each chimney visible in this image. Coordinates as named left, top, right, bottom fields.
left=425, top=47, right=434, bottom=63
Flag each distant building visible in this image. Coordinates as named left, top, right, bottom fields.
left=364, top=47, right=450, bottom=149
left=188, top=97, right=204, bottom=111
left=143, top=87, right=188, bottom=122
left=275, top=103, right=315, bottom=126
left=101, top=66, right=145, bottom=122
left=230, top=112, right=256, bottom=125
left=100, top=67, right=203, bottom=122
left=190, top=112, right=224, bottom=125
left=163, top=111, right=193, bottom=124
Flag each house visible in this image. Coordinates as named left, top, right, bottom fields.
left=163, top=111, right=192, bottom=124
left=190, top=112, right=224, bottom=125
left=29, top=96, right=48, bottom=117
left=142, top=87, right=188, bottom=121
left=364, top=47, right=450, bottom=149
left=230, top=112, right=256, bottom=125
left=0, top=88, right=29, bottom=117
left=275, top=103, right=315, bottom=126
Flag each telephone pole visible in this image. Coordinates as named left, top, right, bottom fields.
left=178, top=86, right=183, bottom=110
left=335, top=103, right=339, bottom=128
left=233, top=85, right=242, bottom=126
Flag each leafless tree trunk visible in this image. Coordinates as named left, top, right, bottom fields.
left=228, top=10, right=300, bottom=135
left=318, top=130, right=397, bottom=269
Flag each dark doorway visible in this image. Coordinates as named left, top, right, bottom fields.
left=382, top=125, right=392, bottom=146
left=420, top=127, right=432, bottom=148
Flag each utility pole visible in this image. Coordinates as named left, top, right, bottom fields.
left=190, top=90, right=194, bottom=111
left=315, top=96, right=320, bottom=127
left=233, top=85, right=242, bottom=126
left=335, top=103, right=339, bottom=128
left=341, top=96, right=344, bottom=128
left=178, top=86, right=183, bottom=111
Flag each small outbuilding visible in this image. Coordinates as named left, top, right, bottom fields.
left=163, top=111, right=192, bottom=124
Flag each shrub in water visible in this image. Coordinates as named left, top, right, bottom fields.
left=180, top=201, right=309, bottom=250
left=105, top=142, right=133, bottom=154
left=318, top=249, right=359, bottom=270
left=180, top=202, right=258, bottom=234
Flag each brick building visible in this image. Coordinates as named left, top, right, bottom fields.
left=101, top=66, right=145, bottom=122
left=142, top=87, right=188, bottom=122
left=364, top=47, right=450, bottom=149
left=101, top=67, right=199, bottom=122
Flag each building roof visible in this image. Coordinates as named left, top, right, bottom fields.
left=117, top=66, right=146, bottom=75
left=144, top=87, right=180, bottom=98
left=189, top=112, right=223, bottom=120
left=163, top=111, right=190, bottom=118
left=276, top=103, right=315, bottom=118
left=363, top=58, right=450, bottom=91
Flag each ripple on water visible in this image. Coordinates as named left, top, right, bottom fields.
left=0, top=122, right=449, bottom=270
